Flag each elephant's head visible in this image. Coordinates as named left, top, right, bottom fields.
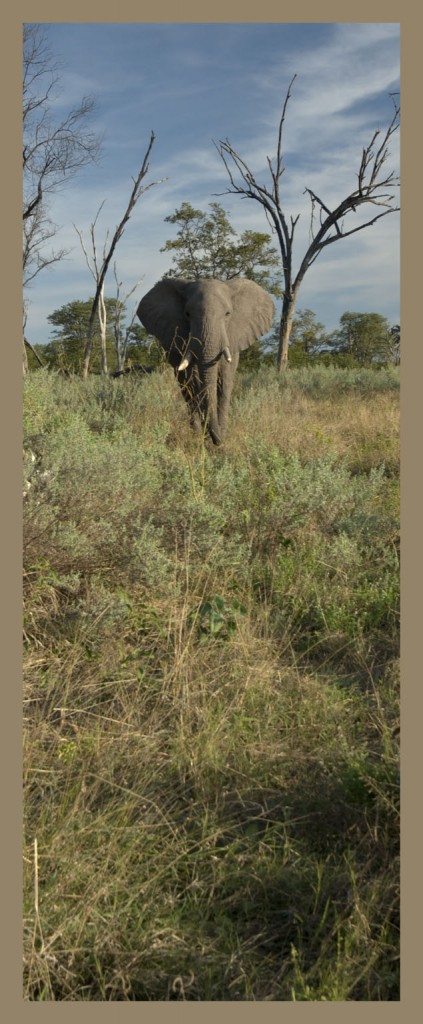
left=137, top=278, right=274, bottom=444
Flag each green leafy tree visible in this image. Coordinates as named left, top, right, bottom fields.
left=47, top=300, right=97, bottom=370
left=46, top=299, right=150, bottom=373
left=288, top=309, right=328, bottom=365
left=161, top=201, right=282, bottom=296
left=329, top=312, right=391, bottom=365
left=262, top=308, right=329, bottom=367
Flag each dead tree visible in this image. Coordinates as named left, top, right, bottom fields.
left=81, top=131, right=165, bottom=378
left=23, top=24, right=100, bottom=375
left=216, top=77, right=400, bottom=370
left=74, top=202, right=110, bottom=374
left=23, top=25, right=100, bottom=289
left=23, top=336, right=46, bottom=369
left=112, top=264, right=144, bottom=373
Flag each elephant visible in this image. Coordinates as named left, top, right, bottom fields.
left=137, top=277, right=275, bottom=445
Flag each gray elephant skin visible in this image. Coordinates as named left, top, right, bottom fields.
left=137, top=278, right=274, bottom=445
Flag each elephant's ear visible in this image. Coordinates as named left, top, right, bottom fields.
left=137, top=279, right=189, bottom=357
left=226, top=279, right=275, bottom=352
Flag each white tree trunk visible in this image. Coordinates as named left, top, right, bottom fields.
left=98, top=282, right=108, bottom=375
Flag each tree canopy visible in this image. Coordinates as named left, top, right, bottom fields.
left=161, top=202, right=283, bottom=296
left=45, top=299, right=151, bottom=373
left=287, top=309, right=329, bottom=365
left=327, top=312, right=393, bottom=365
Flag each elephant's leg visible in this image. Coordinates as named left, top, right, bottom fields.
left=217, top=355, right=239, bottom=441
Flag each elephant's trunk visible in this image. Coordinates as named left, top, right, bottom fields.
left=195, top=319, right=224, bottom=444
left=202, top=360, right=222, bottom=444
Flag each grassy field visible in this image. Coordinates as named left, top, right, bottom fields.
left=23, top=364, right=400, bottom=1000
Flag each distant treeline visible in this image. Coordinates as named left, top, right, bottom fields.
left=27, top=299, right=400, bottom=375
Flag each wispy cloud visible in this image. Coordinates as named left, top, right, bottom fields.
left=24, top=22, right=400, bottom=347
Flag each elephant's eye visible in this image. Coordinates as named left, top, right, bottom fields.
left=184, top=308, right=190, bottom=320
left=225, top=310, right=231, bottom=317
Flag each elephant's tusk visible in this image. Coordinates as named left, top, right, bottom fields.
left=222, top=347, right=232, bottom=363
left=177, top=352, right=193, bottom=372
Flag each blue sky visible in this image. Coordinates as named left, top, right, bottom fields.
left=24, top=22, right=400, bottom=348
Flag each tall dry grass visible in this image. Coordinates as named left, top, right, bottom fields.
left=23, top=365, right=399, bottom=1000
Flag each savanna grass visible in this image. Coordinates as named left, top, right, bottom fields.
left=23, top=366, right=400, bottom=1000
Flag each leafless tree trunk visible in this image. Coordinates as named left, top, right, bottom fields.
left=81, top=131, right=165, bottom=378
left=98, top=283, right=108, bottom=374
left=216, top=77, right=400, bottom=371
left=75, top=202, right=110, bottom=374
left=113, top=265, right=144, bottom=372
left=23, top=336, right=46, bottom=370
left=22, top=336, right=29, bottom=376
left=387, top=326, right=400, bottom=365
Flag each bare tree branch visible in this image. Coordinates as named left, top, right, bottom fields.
left=23, top=25, right=101, bottom=321
left=24, top=336, right=46, bottom=368
left=81, top=132, right=167, bottom=377
left=215, top=82, right=399, bottom=370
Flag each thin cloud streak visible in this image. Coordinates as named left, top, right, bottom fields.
left=24, top=22, right=400, bottom=348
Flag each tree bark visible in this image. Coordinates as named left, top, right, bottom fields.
left=22, top=336, right=28, bottom=376
left=278, top=294, right=298, bottom=370
left=98, top=283, right=108, bottom=375
left=23, top=336, right=45, bottom=371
